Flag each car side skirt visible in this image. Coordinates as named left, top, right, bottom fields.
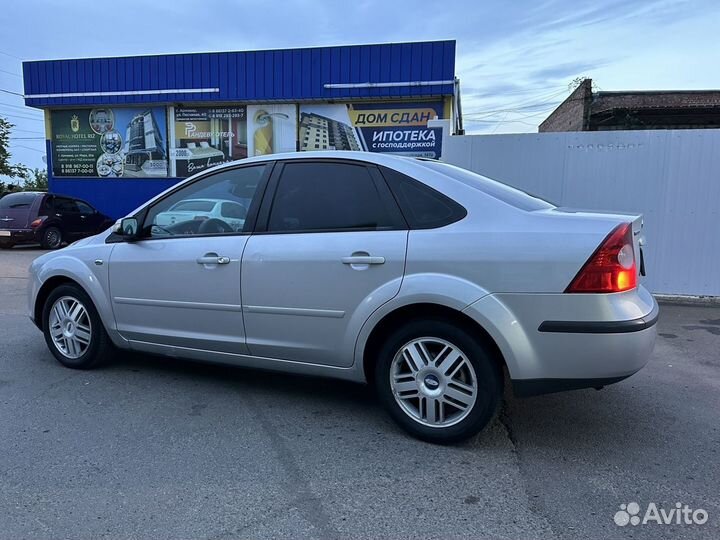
left=128, top=339, right=364, bottom=383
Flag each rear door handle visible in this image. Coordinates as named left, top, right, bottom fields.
left=341, top=256, right=385, bottom=265
left=196, top=255, right=231, bottom=265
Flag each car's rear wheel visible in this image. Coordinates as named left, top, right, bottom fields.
left=375, top=319, right=502, bottom=444
left=0, top=242, right=14, bottom=249
left=41, top=227, right=63, bottom=250
left=42, top=284, right=112, bottom=369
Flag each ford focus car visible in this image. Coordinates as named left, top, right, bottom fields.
left=27, top=152, right=657, bottom=443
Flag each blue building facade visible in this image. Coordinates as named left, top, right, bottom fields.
left=23, top=40, right=458, bottom=218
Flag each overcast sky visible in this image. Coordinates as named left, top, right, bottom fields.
left=2, top=0, right=719, bottom=175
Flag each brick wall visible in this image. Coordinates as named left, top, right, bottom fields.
left=538, top=79, right=592, bottom=132
left=592, top=91, right=720, bottom=114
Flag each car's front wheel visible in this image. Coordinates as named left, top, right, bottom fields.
left=375, top=319, right=502, bottom=444
left=42, top=284, right=113, bottom=369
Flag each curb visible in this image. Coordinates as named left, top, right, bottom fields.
left=654, top=294, right=720, bottom=307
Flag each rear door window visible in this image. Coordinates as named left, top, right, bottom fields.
left=266, top=162, right=402, bottom=233
left=54, top=198, right=80, bottom=214
left=75, top=200, right=95, bottom=215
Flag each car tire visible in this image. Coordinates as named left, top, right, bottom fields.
left=41, top=226, right=63, bottom=250
left=42, top=283, right=113, bottom=369
left=375, top=319, right=502, bottom=444
left=0, top=243, right=14, bottom=249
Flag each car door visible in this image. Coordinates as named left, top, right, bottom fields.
left=241, top=159, right=408, bottom=367
left=108, top=163, right=272, bottom=355
left=74, top=199, right=103, bottom=236
left=52, top=197, right=84, bottom=237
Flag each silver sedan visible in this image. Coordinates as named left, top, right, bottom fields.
left=28, top=152, right=657, bottom=443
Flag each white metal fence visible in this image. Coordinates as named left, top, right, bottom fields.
left=441, top=129, right=720, bottom=296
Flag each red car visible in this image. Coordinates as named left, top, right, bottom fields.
left=0, top=192, right=113, bottom=250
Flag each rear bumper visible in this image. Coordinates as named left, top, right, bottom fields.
left=463, top=286, right=658, bottom=395
left=0, top=228, right=39, bottom=244
left=512, top=374, right=638, bottom=397
left=537, top=302, right=659, bottom=334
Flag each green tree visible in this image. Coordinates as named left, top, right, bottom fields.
left=0, top=116, right=28, bottom=178
left=21, top=168, right=48, bottom=191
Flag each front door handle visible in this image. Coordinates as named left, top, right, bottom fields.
left=196, top=255, right=231, bottom=265
left=341, top=255, right=385, bottom=265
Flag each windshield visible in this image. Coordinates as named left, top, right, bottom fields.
left=417, top=160, right=555, bottom=211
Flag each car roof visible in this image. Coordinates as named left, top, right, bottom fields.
left=201, top=150, right=417, bottom=173
left=3, top=191, right=45, bottom=196
left=125, top=152, right=494, bottom=219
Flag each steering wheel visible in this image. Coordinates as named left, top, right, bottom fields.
left=198, top=218, right=234, bottom=234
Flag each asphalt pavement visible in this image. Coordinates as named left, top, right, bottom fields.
left=1, top=246, right=718, bottom=539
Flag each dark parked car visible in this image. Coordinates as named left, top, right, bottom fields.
left=0, top=192, right=113, bottom=249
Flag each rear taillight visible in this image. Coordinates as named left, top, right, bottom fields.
left=30, top=216, right=47, bottom=229
left=566, top=223, right=637, bottom=293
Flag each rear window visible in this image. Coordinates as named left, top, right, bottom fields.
left=416, top=160, right=555, bottom=211
left=171, top=200, right=216, bottom=212
left=0, top=192, right=38, bottom=209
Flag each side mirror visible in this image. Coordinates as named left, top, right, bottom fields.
left=112, top=217, right=139, bottom=239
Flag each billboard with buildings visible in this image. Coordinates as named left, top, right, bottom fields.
left=299, top=101, right=444, bottom=158
left=50, top=107, right=168, bottom=178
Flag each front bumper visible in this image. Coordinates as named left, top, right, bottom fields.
left=27, top=260, right=44, bottom=329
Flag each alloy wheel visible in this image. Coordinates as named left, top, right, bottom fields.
left=45, top=229, right=61, bottom=249
left=48, top=296, right=92, bottom=359
left=390, top=337, right=478, bottom=428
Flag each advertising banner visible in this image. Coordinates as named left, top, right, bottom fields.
left=246, top=104, right=298, bottom=157
left=299, top=101, right=444, bottom=158
left=170, top=104, right=297, bottom=177
left=50, top=107, right=168, bottom=178
left=171, top=106, right=247, bottom=177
